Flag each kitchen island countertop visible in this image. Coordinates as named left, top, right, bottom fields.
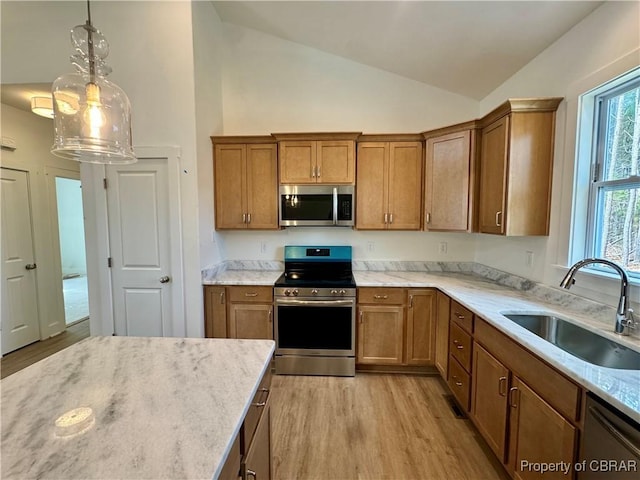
left=1, top=336, right=275, bottom=479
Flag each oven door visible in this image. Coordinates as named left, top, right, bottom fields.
left=274, top=297, right=355, bottom=357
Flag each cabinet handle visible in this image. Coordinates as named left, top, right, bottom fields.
left=247, top=213, right=251, bottom=224
left=268, top=307, right=272, bottom=323
left=359, top=310, right=363, bottom=323
left=409, top=295, right=413, bottom=308
left=454, top=311, right=465, bottom=320
left=452, top=339, right=464, bottom=350
left=219, top=291, right=225, bottom=304
left=498, top=376, right=508, bottom=397
left=426, top=212, right=431, bottom=224
left=389, top=213, right=393, bottom=224
left=242, top=213, right=247, bottom=223
left=509, top=387, right=519, bottom=408
left=245, top=292, right=259, bottom=297
left=311, top=165, right=316, bottom=178
left=373, top=294, right=388, bottom=300
left=452, top=375, right=463, bottom=387
left=384, top=213, right=388, bottom=224
left=317, top=165, right=321, bottom=178
left=246, top=469, right=257, bottom=479
left=495, top=211, right=502, bottom=227
left=252, top=388, right=269, bottom=408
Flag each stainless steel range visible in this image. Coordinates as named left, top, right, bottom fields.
left=274, top=246, right=356, bottom=376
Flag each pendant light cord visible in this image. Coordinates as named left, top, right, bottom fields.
left=86, top=0, right=95, bottom=81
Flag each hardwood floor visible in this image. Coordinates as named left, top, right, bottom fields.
left=271, top=374, right=510, bottom=480
left=0, top=319, right=89, bottom=379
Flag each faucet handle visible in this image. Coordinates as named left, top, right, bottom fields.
left=623, top=309, right=637, bottom=329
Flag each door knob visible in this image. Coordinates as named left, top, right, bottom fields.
left=25, top=263, right=37, bottom=270
left=159, top=276, right=171, bottom=284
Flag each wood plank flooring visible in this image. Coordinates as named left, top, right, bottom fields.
left=0, top=319, right=89, bottom=379
left=270, top=374, right=510, bottom=480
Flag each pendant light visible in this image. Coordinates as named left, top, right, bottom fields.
left=51, top=0, right=136, bottom=164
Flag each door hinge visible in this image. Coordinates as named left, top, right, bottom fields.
left=107, top=257, right=112, bottom=268
left=103, top=178, right=108, bottom=189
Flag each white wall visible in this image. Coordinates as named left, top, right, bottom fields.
left=217, top=23, right=480, bottom=263
left=55, top=177, right=87, bottom=276
left=475, top=1, right=640, bottom=307
left=2, top=1, right=204, bottom=337
left=0, top=103, right=79, bottom=339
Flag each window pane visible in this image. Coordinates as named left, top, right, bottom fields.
left=595, top=187, right=640, bottom=272
left=601, top=86, right=640, bottom=181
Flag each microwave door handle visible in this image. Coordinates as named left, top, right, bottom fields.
left=333, top=187, right=338, bottom=225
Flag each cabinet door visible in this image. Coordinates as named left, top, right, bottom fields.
left=246, top=144, right=278, bottom=229
left=357, top=305, right=404, bottom=365
left=214, top=144, right=247, bottom=229
left=316, top=141, right=355, bottom=184
left=479, top=116, right=509, bottom=234
left=204, top=286, right=227, bottom=338
left=356, top=142, right=389, bottom=229
left=434, top=291, right=450, bottom=378
left=405, top=289, right=436, bottom=365
left=508, top=377, right=576, bottom=480
left=425, top=130, right=472, bottom=231
left=471, top=343, right=509, bottom=462
left=242, top=397, right=272, bottom=480
left=228, top=304, right=274, bottom=340
left=388, top=142, right=423, bottom=230
left=279, top=141, right=316, bottom=184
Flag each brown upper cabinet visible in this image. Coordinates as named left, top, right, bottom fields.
left=212, top=136, right=279, bottom=230
left=477, top=98, right=563, bottom=236
left=356, top=135, right=424, bottom=230
left=273, top=133, right=360, bottom=185
left=423, top=122, right=480, bottom=232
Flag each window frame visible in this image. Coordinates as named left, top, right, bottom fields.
left=583, top=73, right=640, bottom=277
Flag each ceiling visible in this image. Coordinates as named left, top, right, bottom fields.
left=212, top=0, right=603, bottom=99
left=1, top=1, right=603, bottom=114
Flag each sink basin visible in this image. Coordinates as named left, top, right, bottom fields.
left=502, top=314, right=640, bottom=370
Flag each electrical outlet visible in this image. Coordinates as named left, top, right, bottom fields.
left=526, top=251, right=534, bottom=268
left=439, top=242, right=448, bottom=254
left=260, top=242, right=267, bottom=254
left=367, top=241, right=375, bottom=252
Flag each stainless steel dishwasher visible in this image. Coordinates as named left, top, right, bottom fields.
left=580, top=393, right=640, bottom=479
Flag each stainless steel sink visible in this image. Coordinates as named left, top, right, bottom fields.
left=502, top=314, right=640, bottom=370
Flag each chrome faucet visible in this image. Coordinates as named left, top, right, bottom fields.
left=560, top=258, right=637, bottom=335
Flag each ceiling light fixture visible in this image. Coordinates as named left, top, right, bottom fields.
left=30, top=96, right=54, bottom=119
left=51, top=0, right=136, bottom=164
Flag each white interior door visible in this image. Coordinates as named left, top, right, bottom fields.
left=107, top=158, right=173, bottom=337
left=1, top=168, right=40, bottom=354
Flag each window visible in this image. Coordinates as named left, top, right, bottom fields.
left=586, top=74, right=640, bottom=274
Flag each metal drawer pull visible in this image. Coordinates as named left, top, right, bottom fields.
left=359, top=311, right=363, bottom=323
left=247, top=213, right=251, bottom=224
left=509, top=387, right=518, bottom=408
left=384, top=213, right=388, bottom=224
left=311, top=165, right=316, bottom=178
left=373, top=295, right=388, bottom=299
left=498, top=376, right=507, bottom=396
left=426, top=212, right=431, bottom=224
left=219, top=291, right=225, bottom=304
left=317, top=165, right=321, bottom=178
left=268, top=308, right=272, bottom=323
left=245, top=292, right=259, bottom=297
left=389, top=213, right=393, bottom=224
left=495, top=211, right=502, bottom=227
left=455, top=312, right=465, bottom=320
left=242, top=213, right=247, bottom=223
left=453, top=340, right=464, bottom=350
left=252, top=389, right=269, bottom=407
left=246, top=469, right=257, bottom=479
left=452, top=375, right=463, bottom=387
left=409, top=295, right=413, bottom=308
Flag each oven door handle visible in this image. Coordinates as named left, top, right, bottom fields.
left=276, top=299, right=354, bottom=306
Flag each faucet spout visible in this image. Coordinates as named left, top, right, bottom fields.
left=559, top=258, right=635, bottom=335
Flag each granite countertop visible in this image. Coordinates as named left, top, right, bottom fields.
left=203, top=269, right=282, bottom=285
left=1, top=336, right=275, bottom=480
left=354, top=270, right=640, bottom=423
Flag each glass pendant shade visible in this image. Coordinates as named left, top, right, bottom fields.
left=51, top=15, right=136, bottom=164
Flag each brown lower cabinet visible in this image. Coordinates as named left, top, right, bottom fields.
left=220, top=370, right=272, bottom=480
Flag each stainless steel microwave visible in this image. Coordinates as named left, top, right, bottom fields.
left=279, top=185, right=354, bottom=227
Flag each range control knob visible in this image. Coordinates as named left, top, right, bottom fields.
left=284, top=289, right=291, bottom=296
left=292, top=289, right=299, bottom=296
left=311, top=289, right=319, bottom=296
left=330, top=289, right=339, bottom=295
left=339, top=289, right=347, bottom=295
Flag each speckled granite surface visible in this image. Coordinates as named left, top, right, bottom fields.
left=202, top=260, right=640, bottom=422
left=1, top=336, right=275, bottom=480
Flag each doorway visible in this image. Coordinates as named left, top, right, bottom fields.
left=55, top=177, right=89, bottom=325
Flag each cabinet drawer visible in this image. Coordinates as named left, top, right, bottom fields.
left=449, top=321, right=472, bottom=372
left=228, top=286, right=273, bottom=303
left=450, top=300, right=474, bottom=333
left=448, top=355, right=471, bottom=411
left=242, top=369, right=272, bottom=454
left=358, top=287, right=405, bottom=304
